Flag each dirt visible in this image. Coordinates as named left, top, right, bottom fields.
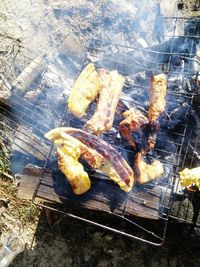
left=0, top=0, right=200, bottom=266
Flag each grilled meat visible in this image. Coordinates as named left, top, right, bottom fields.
left=52, top=135, right=91, bottom=195
left=119, top=107, right=149, bottom=148
left=134, top=152, right=164, bottom=184
left=68, top=63, right=103, bottom=118
left=86, top=69, right=125, bottom=135
left=45, top=128, right=134, bottom=192
left=148, top=73, right=167, bottom=123
left=58, top=127, right=134, bottom=191
left=179, top=167, right=200, bottom=190
left=147, top=73, right=167, bottom=150
left=57, top=144, right=91, bottom=195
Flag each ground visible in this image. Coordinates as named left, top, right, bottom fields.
left=0, top=0, right=200, bottom=266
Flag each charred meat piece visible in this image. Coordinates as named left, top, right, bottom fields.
left=68, top=63, right=103, bottom=118
left=179, top=167, right=200, bottom=190
left=45, top=128, right=134, bottom=192
left=119, top=107, right=149, bottom=148
left=134, top=152, right=164, bottom=185
left=86, top=70, right=125, bottom=135
left=147, top=121, right=160, bottom=151
left=148, top=73, right=167, bottom=123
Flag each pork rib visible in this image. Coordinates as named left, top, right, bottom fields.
left=86, top=69, right=125, bottom=135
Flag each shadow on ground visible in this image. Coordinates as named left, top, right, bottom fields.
left=10, top=208, right=200, bottom=267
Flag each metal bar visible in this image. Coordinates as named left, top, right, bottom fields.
left=36, top=202, right=165, bottom=246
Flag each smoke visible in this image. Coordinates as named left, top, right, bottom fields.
left=0, top=0, right=199, bottom=205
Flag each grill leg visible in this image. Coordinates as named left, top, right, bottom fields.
left=44, top=205, right=53, bottom=226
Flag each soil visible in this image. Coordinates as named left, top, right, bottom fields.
left=0, top=0, right=200, bottom=266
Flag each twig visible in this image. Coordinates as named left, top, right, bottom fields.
left=0, top=139, right=10, bottom=155
left=1, top=172, right=14, bottom=180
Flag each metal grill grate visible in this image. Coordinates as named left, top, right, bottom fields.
left=170, top=126, right=200, bottom=227
left=0, top=16, right=199, bottom=245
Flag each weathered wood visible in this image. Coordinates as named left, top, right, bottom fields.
left=17, top=164, right=41, bottom=201
left=18, top=164, right=164, bottom=220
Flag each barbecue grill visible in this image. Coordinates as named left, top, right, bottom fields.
left=0, top=13, right=200, bottom=246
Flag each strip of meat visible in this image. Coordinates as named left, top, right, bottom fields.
left=134, top=152, right=164, bottom=184
left=68, top=63, right=103, bottom=118
left=86, top=70, right=125, bottom=134
left=147, top=73, right=167, bottom=150
left=45, top=127, right=134, bottom=192
left=60, top=128, right=133, bottom=188
left=119, top=107, right=149, bottom=148
left=55, top=137, right=91, bottom=195
left=148, top=73, right=167, bottom=123
left=179, top=167, right=200, bottom=190
left=55, top=136, right=132, bottom=192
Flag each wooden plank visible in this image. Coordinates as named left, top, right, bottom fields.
left=18, top=164, right=163, bottom=220
left=17, top=164, right=41, bottom=200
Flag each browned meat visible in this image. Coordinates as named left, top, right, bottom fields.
left=86, top=69, right=125, bottom=135
left=119, top=107, right=149, bottom=148
left=148, top=73, right=167, bottom=123
left=45, top=127, right=134, bottom=192
left=147, top=73, right=167, bottom=150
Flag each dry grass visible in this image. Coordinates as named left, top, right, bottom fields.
left=0, top=146, right=40, bottom=236
left=0, top=178, right=40, bottom=223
